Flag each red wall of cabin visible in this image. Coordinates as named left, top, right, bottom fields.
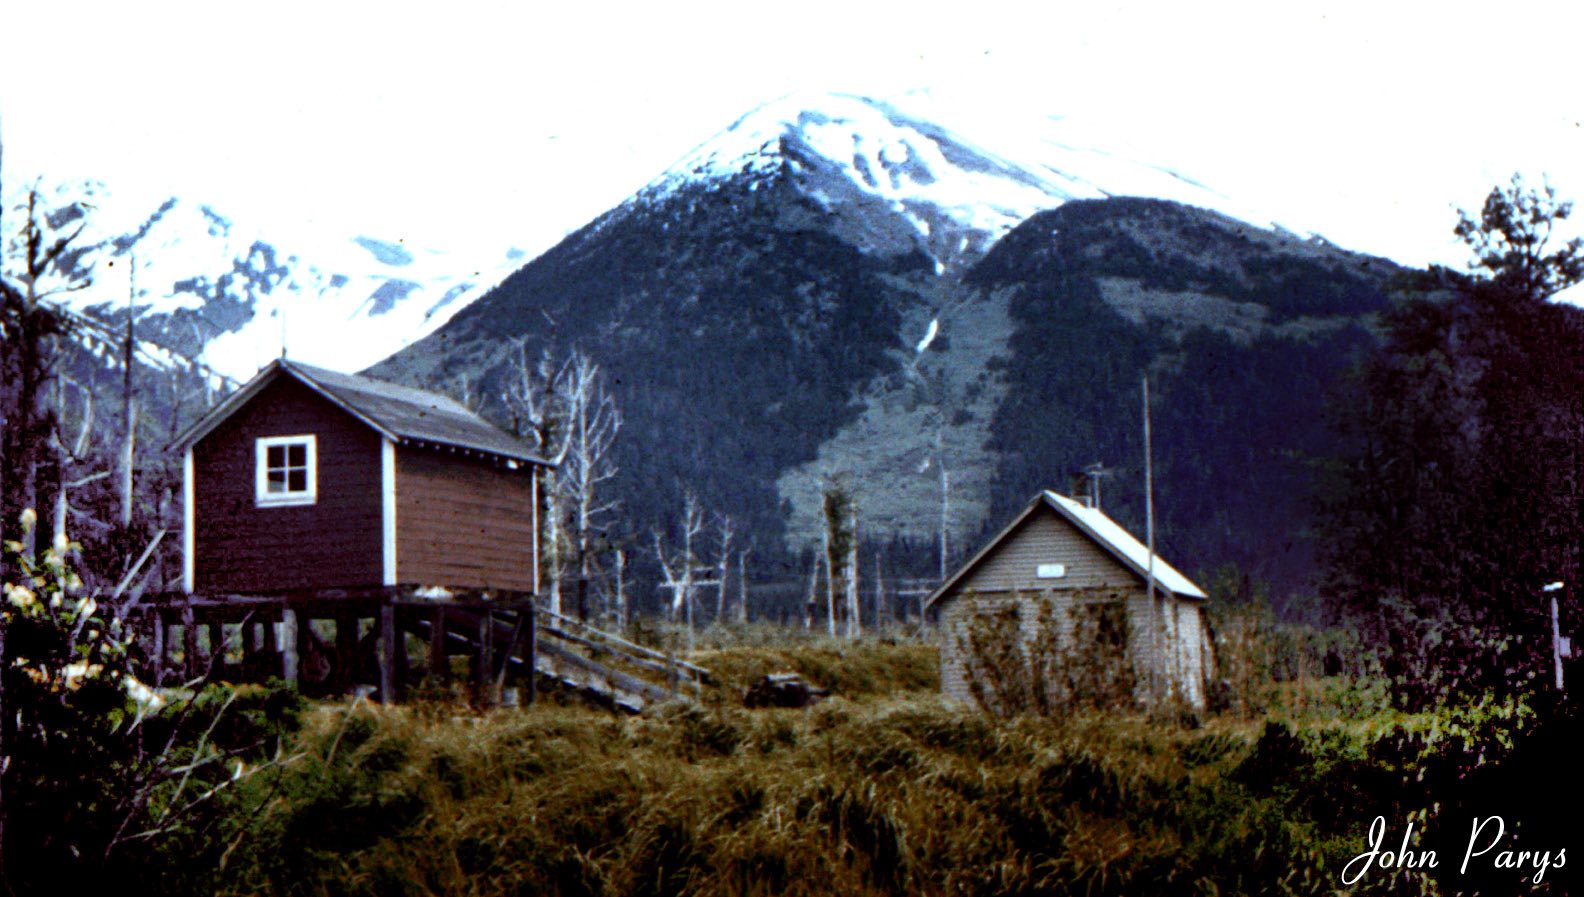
left=193, top=377, right=383, bottom=591
left=395, top=446, right=537, bottom=592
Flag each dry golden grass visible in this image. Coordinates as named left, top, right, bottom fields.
left=200, top=637, right=1534, bottom=897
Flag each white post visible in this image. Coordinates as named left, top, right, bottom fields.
left=381, top=439, right=397, bottom=586
left=1143, top=376, right=1160, bottom=704
left=182, top=448, right=196, bottom=594
left=1545, top=581, right=1565, bottom=691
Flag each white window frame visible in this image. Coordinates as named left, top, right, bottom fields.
left=255, top=434, right=318, bottom=507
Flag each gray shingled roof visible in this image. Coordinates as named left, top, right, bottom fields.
left=173, top=359, right=552, bottom=466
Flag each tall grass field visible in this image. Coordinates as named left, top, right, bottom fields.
left=162, top=629, right=1581, bottom=897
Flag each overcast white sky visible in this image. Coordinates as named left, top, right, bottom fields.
left=3, top=0, right=1582, bottom=271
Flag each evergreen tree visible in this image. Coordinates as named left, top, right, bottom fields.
left=1320, top=176, right=1584, bottom=706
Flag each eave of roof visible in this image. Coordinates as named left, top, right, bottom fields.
left=169, top=358, right=553, bottom=466
left=923, top=490, right=1206, bottom=611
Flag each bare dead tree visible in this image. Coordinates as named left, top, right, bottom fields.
left=905, top=316, right=960, bottom=582
left=557, top=352, right=621, bottom=621
left=503, top=343, right=572, bottom=614
left=845, top=508, right=861, bottom=639
left=802, top=551, right=819, bottom=631
left=3, top=184, right=94, bottom=561
left=821, top=477, right=860, bottom=638
left=735, top=544, right=752, bottom=625
left=50, top=374, right=96, bottom=553
left=120, top=257, right=137, bottom=532
left=613, top=548, right=628, bottom=630
left=653, top=492, right=704, bottom=651
left=712, top=513, right=735, bottom=623
left=873, top=550, right=887, bottom=629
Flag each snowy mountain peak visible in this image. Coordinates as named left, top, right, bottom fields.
left=4, top=179, right=526, bottom=382
left=641, top=92, right=1291, bottom=273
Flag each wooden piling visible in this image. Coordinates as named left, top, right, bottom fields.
left=181, top=601, right=198, bottom=680
left=151, top=611, right=168, bottom=686
left=429, top=606, right=447, bottom=682
left=379, top=603, right=397, bottom=704
left=336, top=613, right=358, bottom=691
left=207, top=622, right=225, bottom=671
left=524, top=603, right=536, bottom=706
left=280, top=608, right=299, bottom=683
left=475, top=610, right=493, bottom=705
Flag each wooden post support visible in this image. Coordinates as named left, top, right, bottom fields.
left=429, top=606, right=447, bottom=682
left=207, top=622, right=225, bottom=671
left=475, top=611, right=493, bottom=705
left=151, top=611, right=168, bottom=686
left=181, top=601, right=198, bottom=680
left=379, top=603, right=398, bottom=704
left=337, top=614, right=359, bottom=692
left=494, top=611, right=528, bottom=688
left=241, top=615, right=262, bottom=680
left=280, top=608, right=300, bottom=684
left=524, top=603, right=536, bottom=706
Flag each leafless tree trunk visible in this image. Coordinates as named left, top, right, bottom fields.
left=713, top=514, right=734, bottom=623
left=653, top=492, right=703, bottom=650
left=938, top=460, right=951, bottom=581
left=120, top=258, right=137, bottom=532
left=505, top=346, right=622, bottom=619
left=845, top=508, right=861, bottom=639
left=504, top=344, right=572, bottom=612
left=2, top=168, right=94, bottom=892
left=873, top=551, right=887, bottom=629
left=558, top=353, right=621, bottom=619
left=802, top=551, right=819, bottom=631
left=613, top=548, right=627, bottom=630
left=822, top=516, right=837, bottom=637
left=736, top=546, right=751, bottom=624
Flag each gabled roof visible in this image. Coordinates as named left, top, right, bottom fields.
left=924, top=490, right=1206, bottom=611
left=171, top=359, right=553, bottom=466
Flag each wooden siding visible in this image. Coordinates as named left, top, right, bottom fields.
left=956, top=507, right=1135, bottom=595
left=394, top=446, right=537, bottom=592
left=935, top=505, right=1208, bottom=710
left=193, top=376, right=383, bottom=592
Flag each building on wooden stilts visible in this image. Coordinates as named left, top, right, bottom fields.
left=141, top=358, right=569, bottom=705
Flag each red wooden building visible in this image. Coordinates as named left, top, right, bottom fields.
left=175, top=358, right=552, bottom=595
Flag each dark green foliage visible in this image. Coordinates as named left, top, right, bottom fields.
left=0, top=536, right=306, bottom=896
left=1318, top=176, right=1584, bottom=707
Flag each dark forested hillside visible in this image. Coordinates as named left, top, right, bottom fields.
left=371, top=165, right=936, bottom=561
left=971, top=199, right=1400, bottom=600
left=375, top=182, right=1405, bottom=608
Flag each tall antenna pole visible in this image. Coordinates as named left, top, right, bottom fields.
left=121, top=256, right=138, bottom=531
left=1143, top=375, right=1160, bottom=705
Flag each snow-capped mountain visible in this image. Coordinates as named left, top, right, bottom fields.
left=4, top=178, right=526, bottom=384
left=374, top=92, right=1395, bottom=596
left=635, top=92, right=1291, bottom=274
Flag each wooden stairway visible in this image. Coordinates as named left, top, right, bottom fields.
left=405, top=605, right=710, bottom=713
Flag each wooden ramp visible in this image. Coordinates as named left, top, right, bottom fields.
left=407, top=606, right=710, bottom=714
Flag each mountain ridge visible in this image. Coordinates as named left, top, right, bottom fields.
left=372, top=93, right=1404, bottom=600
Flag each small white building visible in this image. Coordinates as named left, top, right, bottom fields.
left=926, top=491, right=1212, bottom=711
